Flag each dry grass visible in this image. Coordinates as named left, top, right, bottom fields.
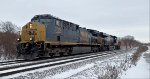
left=98, top=46, right=148, bottom=79
left=131, top=46, right=148, bottom=65
left=98, top=65, right=120, bottom=79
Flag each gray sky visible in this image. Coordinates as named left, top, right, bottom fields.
left=0, top=0, right=149, bottom=43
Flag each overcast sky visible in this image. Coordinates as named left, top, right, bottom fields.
left=0, top=0, right=149, bottom=43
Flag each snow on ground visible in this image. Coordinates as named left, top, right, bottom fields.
left=2, top=47, right=149, bottom=79
left=2, top=51, right=113, bottom=79
left=65, top=46, right=149, bottom=79
left=1, top=49, right=130, bottom=79
left=46, top=47, right=148, bottom=79
left=66, top=50, right=134, bottom=79
left=0, top=54, right=16, bottom=62
left=47, top=63, right=94, bottom=79
left=121, top=47, right=150, bottom=79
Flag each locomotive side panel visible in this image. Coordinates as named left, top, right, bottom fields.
left=104, top=36, right=114, bottom=45
left=103, top=33, right=114, bottom=45
left=62, top=21, right=80, bottom=43
left=79, top=28, right=90, bottom=43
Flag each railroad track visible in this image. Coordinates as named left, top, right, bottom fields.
left=0, top=49, right=126, bottom=67
left=0, top=59, right=29, bottom=66
left=0, top=49, right=128, bottom=78
left=0, top=52, right=103, bottom=69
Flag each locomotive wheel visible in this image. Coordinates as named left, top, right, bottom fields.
left=23, top=55, right=31, bottom=60
left=67, top=52, right=71, bottom=55
left=24, top=53, right=35, bottom=60
left=49, top=53, right=54, bottom=58
left=67, top=47, right=72, bottom=55
left=59, top=52, right=64, bottom=56
left=16, top=52, right=21, bottom=59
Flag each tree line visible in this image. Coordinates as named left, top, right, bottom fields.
left=119, top=35, right=143, bottom=49
left=0, top=21, right=19, bottom=60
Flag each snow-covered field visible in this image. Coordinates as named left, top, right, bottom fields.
left=1, top=46, right=150, bottom=79
left=121, top=49, right=150, bottom=79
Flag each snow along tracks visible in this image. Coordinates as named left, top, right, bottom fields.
left=0, top=50, right=125, bottom=77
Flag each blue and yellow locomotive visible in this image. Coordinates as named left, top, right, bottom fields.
left=17, top=14, right=120, bottom=60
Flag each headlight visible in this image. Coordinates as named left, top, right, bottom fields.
left=17, top=38, right=21, bottom=42
left=30, top=37, right=33, bottom=41
left=29, top=24, right=32, bottom=29
left=17, top=38, right=20, bottom=41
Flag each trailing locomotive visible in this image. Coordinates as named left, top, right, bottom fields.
left=16, top=14, right=120, bottom=60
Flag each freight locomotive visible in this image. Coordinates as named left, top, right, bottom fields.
left=16, top=14, right=120, bottom=60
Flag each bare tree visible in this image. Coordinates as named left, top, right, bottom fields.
left=121, top=35, right=135, bottom=49
left=121, top=37, right=129, bottom=49
left=0, top=21, right=19, bottom=60
left=127, top=36, right=134, bottom=48
left=120, top=35, right=144, bottom=49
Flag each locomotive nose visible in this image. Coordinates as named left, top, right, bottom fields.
left=20, top=22, right=46, bottom=43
